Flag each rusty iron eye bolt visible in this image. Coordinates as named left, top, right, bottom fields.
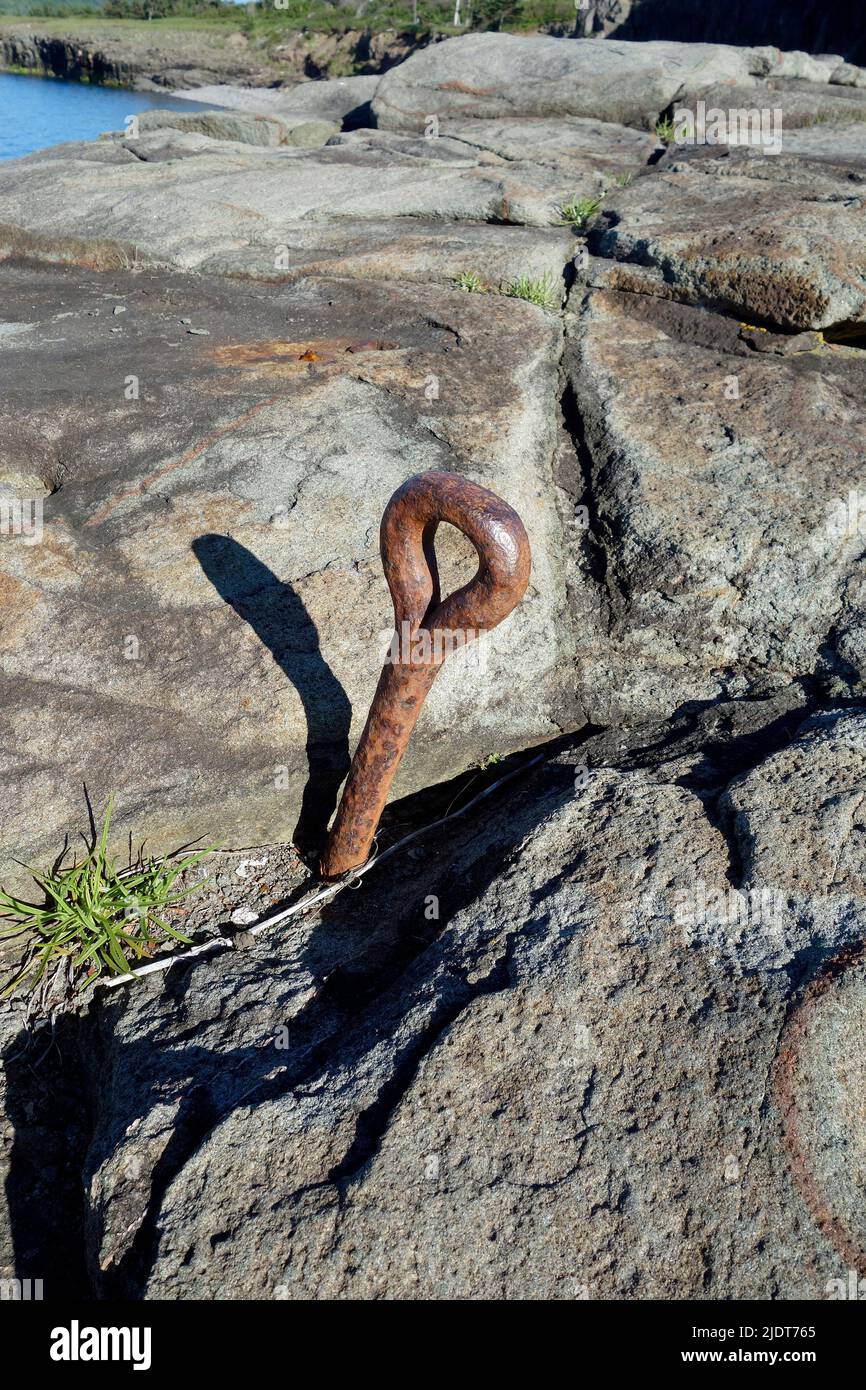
left=319, top=470, right=531, bottom=880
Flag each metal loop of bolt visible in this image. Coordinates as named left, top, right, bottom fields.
left=319, top=470, right=532, bottom=880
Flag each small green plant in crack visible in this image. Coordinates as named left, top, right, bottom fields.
left=557, top=194, right=602, bottom=229
left=504, top=273, right=559, bottom=309
left=600, top=171, right=633, bottom=189
left=475, top=753, right=503, bottom=771
left=655, top=116, right=676, bottom=143
left=0, top=797, right=212, bottom=1000
left=453, top=269, right=487, bottom=293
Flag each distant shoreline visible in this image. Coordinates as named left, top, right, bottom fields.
left=0, top=16, right=578, bottom=92
left=0, top=16, right=432, bottom=90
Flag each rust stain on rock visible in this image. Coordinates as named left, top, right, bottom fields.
left=85, top=394, right=285, bottom=528
left=773, top=942, right=866, bottom=1270
left=208, top=338, right=355, bottom=366
left=438, top=80, right=496, bottom=96
left=207, top=339, right=400, bottom=371
left=698, top=264, right=830, bottom=331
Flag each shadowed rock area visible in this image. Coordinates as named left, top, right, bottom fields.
left=3, top=695, right=866, bottom=1298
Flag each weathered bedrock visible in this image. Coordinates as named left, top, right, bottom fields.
left=4, top=696, right=866, bottom=1298
left=1, top=31, right=866, bottom=1302
left=1, top=33, right=865, bottom=876
left=0, top=263, right=574, bottom=877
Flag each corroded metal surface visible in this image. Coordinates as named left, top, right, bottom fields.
left=319, top=470, right=531, bottom=879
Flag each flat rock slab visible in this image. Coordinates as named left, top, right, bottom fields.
left=589, top=144, right=866, bottom=330
left=722, top=710, right=866, bottom=962
left=125, top=707, right=866, bottom=1299
left=0, top=113, right=655, bottom=273
left=356, top=115, right=660, bottom=178
left=564, top=287, right=866, bottom=722
left=173, top=75, right=381, bottom=124
left=372, top=33, right=848, bottom=132
left=773, top=121, right=866, bottom=168
left=4, top=696, right=863, bottom=1298
left=0, top=137, right=558, bottom=244
left=0, top=261, right=577, bottom=882
left=200, top=218, right=575, bottom=294
left=134, top=109, right=339, bottom=149
left=676, top=78, right=866, bottom=131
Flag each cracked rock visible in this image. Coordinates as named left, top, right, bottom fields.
left=564, top=287, right=866, bottom=722
left=0, top=263, right=576, bottom=883
left=8, top=695, right=856, bottom=1299
left=589, top=143, right=866, bottom=331
left=1, top=29, right=866, bottom=1302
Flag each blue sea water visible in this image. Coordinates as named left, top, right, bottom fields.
left=0, top=70, right=215, bottom=160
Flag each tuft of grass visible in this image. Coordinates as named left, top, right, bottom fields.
left=655, top=116, right=675, bottom=143
left=799, top=108, right=866, bottom=128
left=0, top=223, right=143, bottom=273
left=601, top=171, right=633, bottom=189
left=504, top=273, right=559, bottom=309
left=475, top=753, right=503, bottom=770
left=453, top=269, right=487, bottom=293
left=557, top=193, right=602, bottom=228
left=0, top=797, right=212, bottom=1001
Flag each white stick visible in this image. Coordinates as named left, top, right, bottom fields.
left=99, top=753, right=544, bottom=991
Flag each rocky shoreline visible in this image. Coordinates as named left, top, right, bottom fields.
left=0, top=19, right=439, bottom=90
left=1, top=30, right=866, bottom=1300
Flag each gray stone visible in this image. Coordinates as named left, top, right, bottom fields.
left=134, top=109, right=339, bottom=149
left=173, top=75, right=381, bottom=124
left=761, top=121, right=866, bottom=168
left=588, top=145, right=866, bottom=330
left=674, top=78, right=866, bottom=134
left=0, top=262, right=577, bottom=885
left=3, top=697, right=856, bottom=1298
left=0, top=113, right=653, bottom=260
left=563, top=286, right=866, bottom=724
left=330, top=114, right=658, bottom=184
left=831, top=62, right=866, bottom=88
left=199, top=217, right=574, bottom=293
left=372, top=33, right=832, bottom=133
left=0, top=137, right=546, bottom=257
left=721, top=709, right=866, bottom=969
left=135, top=704, right=866, bottom=1299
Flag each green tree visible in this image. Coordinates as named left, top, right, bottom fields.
left=104, top=0, right=223, bottom=18
left=470, top=0, right=524, bottom=29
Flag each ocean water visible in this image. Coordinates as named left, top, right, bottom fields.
left=0, top=70, right=215, bottom=160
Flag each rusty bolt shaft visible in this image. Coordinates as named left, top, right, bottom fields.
left=319, top=470, right=531, bottom=879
